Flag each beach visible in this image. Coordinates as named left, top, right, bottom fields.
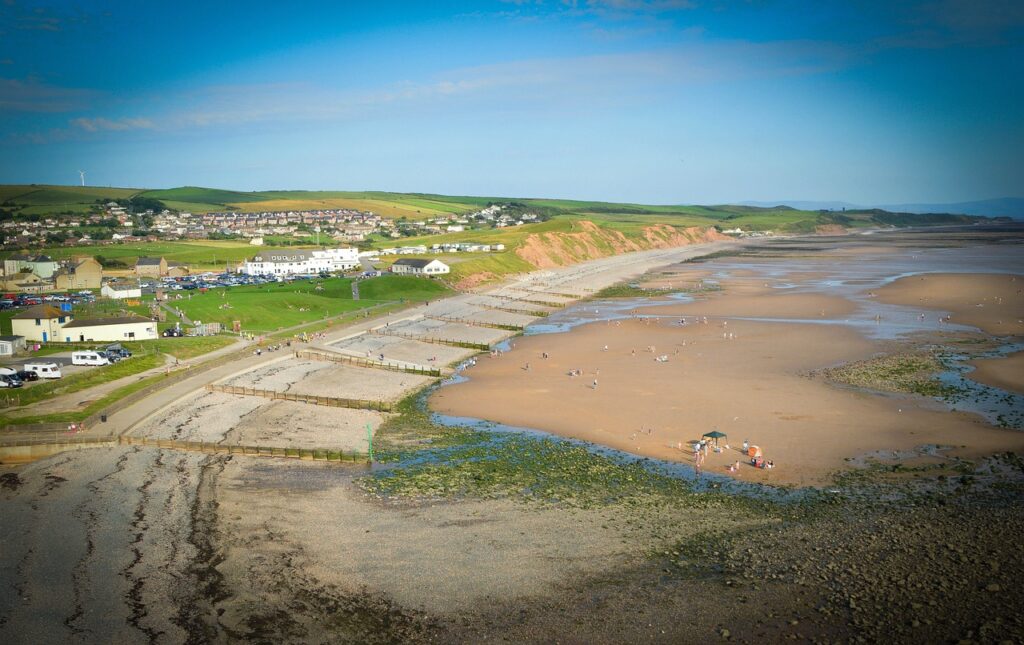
left=432, top=238, right=1024, bottom=486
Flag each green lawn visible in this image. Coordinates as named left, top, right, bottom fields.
left=169, top=274, right=447, bottom=332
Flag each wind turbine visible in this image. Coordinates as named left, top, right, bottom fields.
left=79, top=170, right=86, bottom=187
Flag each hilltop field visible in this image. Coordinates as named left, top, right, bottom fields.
left=0, top=184, right=986, bottom=286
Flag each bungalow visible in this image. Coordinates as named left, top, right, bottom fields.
left=390, top=258, right=450, bottom=277
left=60, top=316, right=158, bottom=342
left=11, top=304, right=71, bottom=343
left=101, top=280, right=142, bottom=300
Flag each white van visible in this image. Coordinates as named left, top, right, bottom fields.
left=72, top=351, right=110, bottom=366
left=0, top=367, right=17, bottom=377
left=22, top=363, right=62, bottom=379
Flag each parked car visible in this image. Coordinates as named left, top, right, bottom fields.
left=0, top=374, right=22, bottom=388
left=162, top=328, right=183, bottom=337
left=15, top=370, right=39, bottom=382
left=97, top=350, right=121, bottom=363
left=103, top=344, right=132, bottom=359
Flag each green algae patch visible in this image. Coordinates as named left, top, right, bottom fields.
left=820, top=353, right=957, bottom=399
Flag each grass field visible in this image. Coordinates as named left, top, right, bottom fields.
left=169, top=274, right=449, bottom=332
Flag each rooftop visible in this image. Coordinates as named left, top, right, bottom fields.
left=63, top=316, right=154, bottom=328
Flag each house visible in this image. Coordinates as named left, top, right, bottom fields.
left=135, top=256, right=168, bottom=277
left=0, top=335, right=26, bottom=356
left=60, top=316, right=158, bottom=342
left=390, top=258, right=450, bottom=277
left=54, top=256, right=103, bottom=290
left=1, top=270, right=49, bottom=294
left=3, top=254, right=58, bottom=279
left=101, top=280, right=142, bottom=300
left=11, top=304, right=71, bottom=343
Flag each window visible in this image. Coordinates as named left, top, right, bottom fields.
left=35, top=319, right=41, bottom=326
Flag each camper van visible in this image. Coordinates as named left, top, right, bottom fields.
left=72, top=351, right=110, bottom=367
left=22, top=362, right=62, bottom=379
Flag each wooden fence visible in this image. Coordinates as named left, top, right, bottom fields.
left=206, top=383, right=393, bottom=411
left=294, top=349, right=441, bottom=376
left=0, top=433, right=369, bottom=464
left=424, top=314, right=525, bottom=331
left=368, top=328, right=490, bottom=351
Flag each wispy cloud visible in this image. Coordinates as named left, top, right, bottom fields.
left=0, top=76, right=97, bottom=112
left=70, top=116, right=154, bottom=132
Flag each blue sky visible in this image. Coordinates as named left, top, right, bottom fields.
left=0, top=0, right=1021, bottom=204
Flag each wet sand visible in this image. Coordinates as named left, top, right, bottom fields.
left=875, top=272, right=1024, bottom=335
left=969, top=351, right=1024, bottom=395
left=431, top=315, right=1024, bottom=485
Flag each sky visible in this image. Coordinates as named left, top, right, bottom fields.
left=0, top=0, right=1021, bottom=205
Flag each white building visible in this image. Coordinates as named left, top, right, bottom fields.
left=101, top=281, right=142, bottom=300
left=60, top=316, right=158, bottom=342
left=390, top=258, right=450, bottom=277
left=240, top=247, right=359, bottom=276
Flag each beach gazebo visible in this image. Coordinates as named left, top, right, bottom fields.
left=702, top=430, right=727, bottom=447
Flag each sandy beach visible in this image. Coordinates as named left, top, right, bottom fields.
left=431, top=313, right=1024, bottom=485
left=875, top=272, right=1024, bottom=335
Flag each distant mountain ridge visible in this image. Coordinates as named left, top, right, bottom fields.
left=739, top=197, right=1024, bottom=219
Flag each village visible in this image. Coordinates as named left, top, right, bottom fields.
left=2, top=198, right=541, bottom=249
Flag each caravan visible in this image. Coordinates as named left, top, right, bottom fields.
left=72, top=351, right=110, bottom=366
left=22, top=362, right=62, bottom=379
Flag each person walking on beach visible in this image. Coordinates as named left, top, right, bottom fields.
left=742, top=439, right=749, bottom=452
left=592, top=379, right=598, bottom=389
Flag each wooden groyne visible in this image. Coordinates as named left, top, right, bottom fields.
left=368, top=328, right=490, bottom=351
left=424, top=314, right=525, bottom=331
left=206, top=383, right=393, bottom=411
left=294, top=349, right=441, bottom=376
left=475, top=302, right=551, bottom=317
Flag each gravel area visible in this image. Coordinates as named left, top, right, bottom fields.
left=380, top=318, right=511, bottom=345
left=226, top=401, right=384, bottom=452
left=287, top=363, right=434, bottom=401
left=131, top=390, right=268, bottom=442
left=221, top=359, right=334, bottom=390
left=329, top=334, right=475, bottom=366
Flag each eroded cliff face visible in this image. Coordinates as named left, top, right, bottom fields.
left=514, top=220, right=730, bottom=269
